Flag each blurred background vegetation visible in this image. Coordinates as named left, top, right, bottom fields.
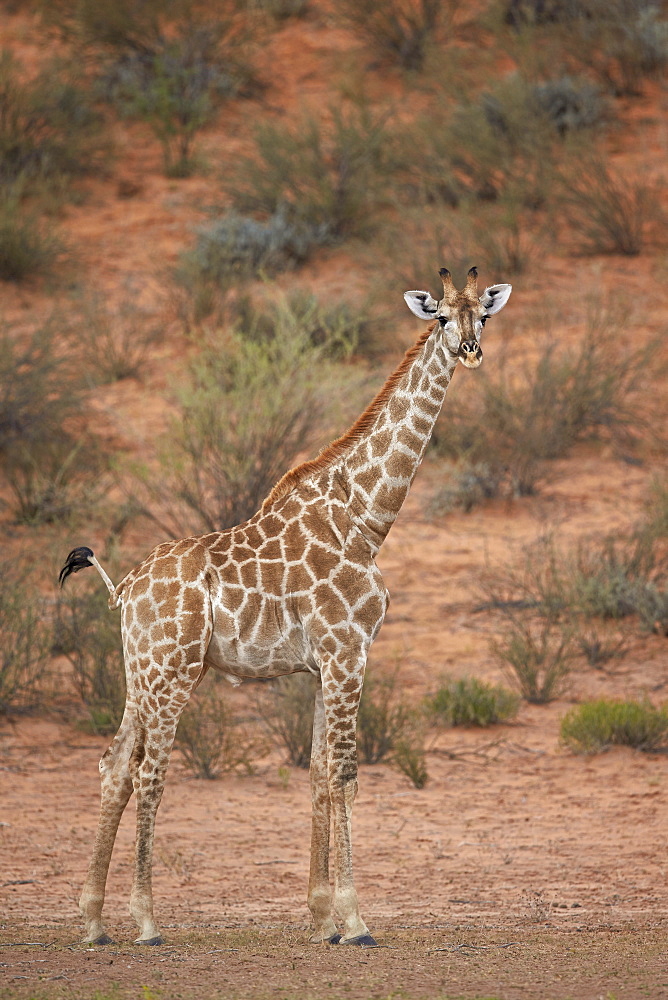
left=0, top=0, right=666, bottom=774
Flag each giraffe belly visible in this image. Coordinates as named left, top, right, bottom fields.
left=205, top=602, right=316, bottom=681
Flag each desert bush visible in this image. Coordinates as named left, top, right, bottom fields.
left=0, top=194, right=65, bottom=283
left=131, top=300, right=357, bottom=535
left=104, top=23, right=254, bottom=177
left=63, top=291, right=161, bottom=384
left=426, top=675, right=520, bottom=727
left=256, top=673, right=315, bottom=768
left=356, top=671, right=412, bottom=765
left=501, top=0, right=668, bottom=95
left=52, top=583, right=125, bottom=733
left=248, top=0, right=309, bottom=18
left=491, top=616, right=576, bottom=703
left=234, top=289, right=373, bottom=359
left=392, top=732, right=428, bottom=788
left=333, top=0, right=451, bottom=70
left=428, top=461, right=504, bottom=516
left=226, top=99, right=396, bottom=240
left=176, top=678, right=261, bottom=778
left=430, top=309, right=652, bottom=503
left=0, top=322, right=106, bottom=523
left=436, top=74, right=574, bottom=209
left=0, top=565, right=50, bottom=714
left=532, top=76, right=607, bottom=134
left=0, top=49, right=108, bottom=195
left=558, top=158, right=658, bottom=256
left=576, top=627, right=630, bottom=669
left=560, top=698, right=668, bottom=754
left=177, top=210, right=326, bottom=301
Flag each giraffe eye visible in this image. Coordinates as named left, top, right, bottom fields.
left=480, top=316, right=487, bottom=327
left=438, top=316, right=448, bottom=327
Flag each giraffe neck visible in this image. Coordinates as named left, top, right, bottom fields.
left=340, top=327, right=457, bottom=552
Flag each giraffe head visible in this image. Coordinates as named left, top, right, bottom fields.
left=403, top=267, right=512, bottom=368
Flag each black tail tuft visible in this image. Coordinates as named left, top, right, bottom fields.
left=59, top=546, right=95, bottom=588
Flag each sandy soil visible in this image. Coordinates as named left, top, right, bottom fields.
left=1, top=7, right=668, bottom=999
left=3, top=473, right=668, bottom=999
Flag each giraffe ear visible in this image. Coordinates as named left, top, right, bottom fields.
left=404, top=290, right=439, bottom=320
left=479, top=283, right=512, bottom=316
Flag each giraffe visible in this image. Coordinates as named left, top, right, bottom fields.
left=59, top=266, right=511, bottom=948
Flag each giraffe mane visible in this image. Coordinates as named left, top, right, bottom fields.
left=263, top=322, right=437, bottom=509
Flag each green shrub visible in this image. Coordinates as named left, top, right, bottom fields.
left=0, top=195, right=65, bottom=283
left=62, top=291, right=161, bottom=384
left=502, top=0, right=668, bottom=96
left=392, top=733, right=428, bottom=788
left=560, top=698, right=668, bottom=754
left=104, top=24, right=253, bottom=177
left=492, top=617, right=575, bottom=704
left=178, top=210, right=326, bottom=298
left=333, top=0, right=450, bottom=70
left=176, top=679, right=261, bottom=778
left=249, top=0, right=310, bottom=18
left=576, top=627, right=630, bottom=669
left=559, top=158, right=658, bottom=256
left=430, top=308, right=652, bottom=503
left=0, top=49, right=108, bottom=195
left=52, top=583, right=125, bottom=733
left=226, top=99, right=396, bottom=240
left=0, top=322, right=105, bottom=523
left=0, top=565, right=50, bottom=714
left=356, top=671, right=412, bottom=765
left=436, top=74, right=572, bottom=209
left=427, top=676, right=520, bottom=727
left=131, top=299, right=358, bottom=535
left=256, top=673, right=315, bottom=768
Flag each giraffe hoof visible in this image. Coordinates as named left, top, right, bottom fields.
left=341, top=933, right=378, bottom=947
left=91, top=934, right=114, bottom=946
left=134, top=935, right=164, bottom=946
left=327, top=933, right=342, bottom=944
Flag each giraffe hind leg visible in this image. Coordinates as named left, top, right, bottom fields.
left=79, top=709, right=136, bottom=944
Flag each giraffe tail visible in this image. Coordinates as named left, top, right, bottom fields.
left=59, top=546, right=121, bottom=608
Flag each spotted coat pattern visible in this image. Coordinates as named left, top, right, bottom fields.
left=69, top=269, right=511, bottom=947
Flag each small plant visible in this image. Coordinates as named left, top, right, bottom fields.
left=334, top=0, right=454, bottom=70
left=0, top=49, right=108, bottom=196
left=176, top=680, right=261, bottom=778
left=428, top=461, right=503, bottom=516
left=392, top=732, right=428, bottom=788
left=131, top=302, right=357, bottom=535
left=356, top=671, right=412, bottom=765
left=0, top=321, right=107, bottom=523
left=560, top=699, right=668, bottom=754
left=106, top=25, right=252, bottom=177
left=257, top=673, right=316, bottom=768
left=559, top=158, right=658, bottom=256
left=0, top=194, right=65, bottom=283
left=226, top=99, right=396, bottom=240
left=178, top=210, right=326, bottom=298
left=430, top=305, right=654, bottom=505
left=250, top=0, right=310, bottom=18
left=492, top=617, right=575, bottom=704
left=52, top=583, right=125, bottom=733
left=0, top=564, right=50, bottom=714
left=427, top=675, right=520, bottom=727
left=63, top=291, right=161, bottom=384
left=576, top=627, right=630, bottom=669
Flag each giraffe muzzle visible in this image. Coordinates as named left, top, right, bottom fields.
left=459, top=340, right=483, bottom=368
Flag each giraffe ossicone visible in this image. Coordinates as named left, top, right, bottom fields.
left=59, top=267, right=511, bottom=948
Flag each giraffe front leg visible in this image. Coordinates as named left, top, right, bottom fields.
left=322, top=656, right=378, bottom=947
left=307, top=680, right=339, bottom=943
left=80, top=710, right=136, bottom=944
